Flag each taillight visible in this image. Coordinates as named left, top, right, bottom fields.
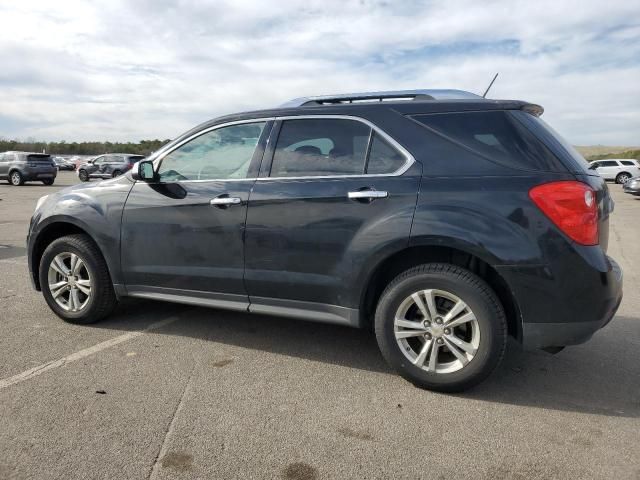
left=529, top=181, right=598, bottom=245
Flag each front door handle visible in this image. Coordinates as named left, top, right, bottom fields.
left=348, top=189, right=388, bottom=200
left=210, top=195, right=242, bottom=207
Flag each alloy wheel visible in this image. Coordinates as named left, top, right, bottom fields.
left=393, top=289, right=480, bottom=374
left=47, top=252, right=92, bottom=312
left=11, top=172, right=22, bottom=185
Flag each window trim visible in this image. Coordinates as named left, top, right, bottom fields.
left=259, top=115, right=414, bottom=180
left=151, top=115, right=415, bottom=183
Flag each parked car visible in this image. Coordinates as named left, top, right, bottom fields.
left=77, top=154, right=145, bottom=181
left=27, top=89, right=622, bottom=392
left=622, top=176, right=640, bottom=196
left=588, top=159, right=640, bottom=184
left=0, top=151, right=57, bottom=185
left=53, top=156, right=76, bottom=171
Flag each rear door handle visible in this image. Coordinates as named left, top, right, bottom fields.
left=210, top=195, right=242, bottom=207
left=348, top=190, right=388, bottom=200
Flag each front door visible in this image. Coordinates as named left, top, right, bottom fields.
left=244, top=117, right=420, bottom=321
left=121, top=120, right=271, bottom=308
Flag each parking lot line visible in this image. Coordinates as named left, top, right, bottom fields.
left=0, top=315, right=178, bottom=390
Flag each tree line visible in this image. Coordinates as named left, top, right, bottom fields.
left=0, top=139, right=171, bottom=156
left=588, top=150, right=640, bottom=161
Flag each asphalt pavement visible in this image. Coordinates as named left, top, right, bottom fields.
left=0, top=172, right=639, bottom=479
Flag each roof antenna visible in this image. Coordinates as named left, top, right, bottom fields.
left=482, top=72, right=499, bottom=98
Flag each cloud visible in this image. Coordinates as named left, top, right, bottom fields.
left=0, top=0, right=638, bottom=145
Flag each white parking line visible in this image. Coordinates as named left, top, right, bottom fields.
left=0, top=316, right=178, bottom=390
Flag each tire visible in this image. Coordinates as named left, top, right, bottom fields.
left=111, top=170, right=122, bottom=178
left=616, top=172, right=631, bottom=184
left=374, top=263, right=507, bottom=393
left=78, top=169, right=89, bottom=182
left=10, top=171, right=24, bottom=186
left=39, top=234, right=117, bottom=324
left=42, top=179, right=54, bottom=186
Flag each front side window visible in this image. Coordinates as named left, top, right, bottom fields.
left=158, top=122, right=266, bottom=181
left=270, top=119, right=370, bottom=177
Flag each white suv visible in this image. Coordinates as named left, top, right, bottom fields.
left=588, top=159, right=640, bottom=184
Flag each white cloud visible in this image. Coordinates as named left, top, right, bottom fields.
left=0, top=0, right=638, bottom=144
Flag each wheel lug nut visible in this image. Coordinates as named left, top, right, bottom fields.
left=423, top=321, right=430, bottom=328
left=436, top=338, right=444, bottom=344
left=435, top=317, right=443, bottom=324
left=444, top=328, right=450, bottom=335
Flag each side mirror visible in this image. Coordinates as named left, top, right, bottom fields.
left=131, top=160, right=156, bottom=182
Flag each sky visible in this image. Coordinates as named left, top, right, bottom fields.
left=0, top=0, right=639, bottom=145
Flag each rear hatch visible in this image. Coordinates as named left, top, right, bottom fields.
left=27, top=154, right=55, bottom=168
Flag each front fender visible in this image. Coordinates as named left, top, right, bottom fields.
left=28, top=177, right=134, bottom=287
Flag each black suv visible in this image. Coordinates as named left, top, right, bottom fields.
left=26, top=89, right=623, bottom=392
left=77, top=153, right=145, bottom=181
left=0, top=151, right=57, bottom=186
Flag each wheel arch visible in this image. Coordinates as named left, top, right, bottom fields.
left=30, top=220, right=114, bottom=293
left=359, top=243, right=522, bottom=342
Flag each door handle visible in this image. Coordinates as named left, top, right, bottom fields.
left=210, top=196, right=242, bottom=207
left=348, top=190, right=388, bottom=200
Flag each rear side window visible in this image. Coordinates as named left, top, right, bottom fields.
left=270, top=118, right=406, bottom=177
left=599, top=161, right=619, bottom=167
left=620, top=160, right=637, bottom=166
left=366, top=133, right=406, bottom=174
left=271, top=119, right=370, bottom=177
left=128, top=155, right=144, bottom=164
left=412, top=111, right=563, bottom=171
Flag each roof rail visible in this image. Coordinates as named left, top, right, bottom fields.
left=279, top=89, right=482, bottom=108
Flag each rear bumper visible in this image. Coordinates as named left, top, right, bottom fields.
left=498, top=255, right=623, bottom=350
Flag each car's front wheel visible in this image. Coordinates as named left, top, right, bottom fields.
left=42, top=179, right=54, bottom=186
left=375, top=263, right=506, bottom=392
left=39, top=234, right=117, bottom=324
left=78, top=169, right=89, bottom=182
left=10, top=171, right=24, bottom=186
left=111, top=170, right=122, bottom=178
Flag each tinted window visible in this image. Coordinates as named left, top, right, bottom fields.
left=270, top=119, right=370, bottom=177
left=158, top=122, right=265, bottom=181
left=128, top=155, right=144, bottom=164
left=413, top=111, right=563, bottom=171
left=366, top=132, right=406, bottom=174
left=620, top=160, right=636, bottom=166
left=599, top=161, right=619, bottom=167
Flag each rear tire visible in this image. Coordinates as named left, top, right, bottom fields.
left=111, top=170, right=122, bottom=178
left=42, top=179, right=54, bottom=186
left=374, top=263, right=507, bottom=392
left=78, top=169, right=89, bottom=182
left=10, top=171, right=24, bottom=186
left=39, top=234, right=117, bottom=324
left=616, top=172, right=631, bottom=184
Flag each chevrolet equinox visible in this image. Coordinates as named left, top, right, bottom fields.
left=27, top=89, right=623, bottom=392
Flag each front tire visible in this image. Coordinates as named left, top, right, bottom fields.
left=375, top=263, right=506, bottom=392
left=42, top=179, right=54, bottom=186
left=78, top=169, right=89, bottom=182
left=111, top=170, right=122, bottom=178
left=10, top=171, right=24, bottom=186
left=39, top=234, right=117, bottom=324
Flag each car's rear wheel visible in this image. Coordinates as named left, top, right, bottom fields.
left=111, top=170, right=122, bottom=178
left=616, top=172, right=631, bottom=184
left=78, top=169, right=89, bottom=182
left=375, top=263, right=507, bottom=392
left=10, top=171, right=24, bottom=186
left=42, top=179, right=54, bottom=186
left=39, top=234, right=117, bottom=324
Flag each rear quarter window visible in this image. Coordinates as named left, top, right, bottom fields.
left=412, top=110, right=566, bottom=172
left=620, top=160, right=637, bottom=166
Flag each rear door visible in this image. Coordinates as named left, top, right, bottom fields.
left=121, top=120, right=271, bottom=307
left=244, top=116, right=420, bottom=321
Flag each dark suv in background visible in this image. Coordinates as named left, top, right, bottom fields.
left=26, top=89, right=622, bottom=392
left=77, top=153, right=145, bottom=181
left=0, top=151, right=57, bottom=185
